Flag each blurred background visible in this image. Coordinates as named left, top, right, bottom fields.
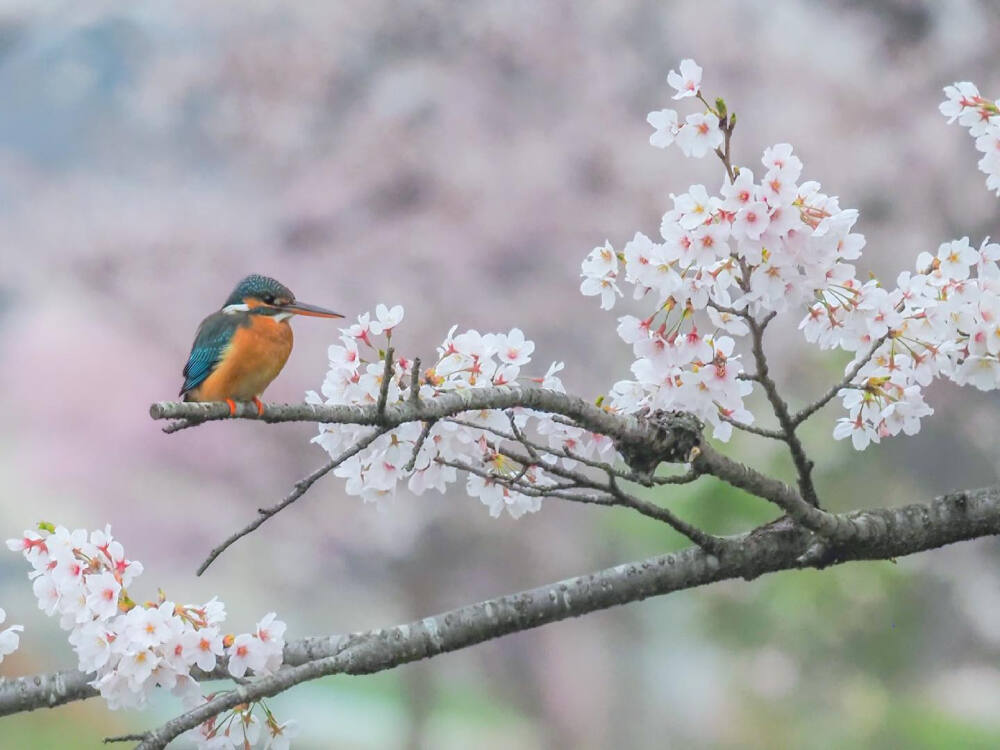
left=2, top=0, right=1000, bottom=747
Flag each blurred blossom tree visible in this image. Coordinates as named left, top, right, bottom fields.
left=3, top=61, right=1000, bottom=748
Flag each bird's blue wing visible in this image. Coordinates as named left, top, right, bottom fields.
left=180, top=313, right=239, bottom=395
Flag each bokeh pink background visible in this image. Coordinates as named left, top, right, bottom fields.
left=2, top=2, right=1000, bottom=747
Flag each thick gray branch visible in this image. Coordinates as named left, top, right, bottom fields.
left=3, top=485, right=999, bottom=742
left=150, top=390, right=654, bottom=449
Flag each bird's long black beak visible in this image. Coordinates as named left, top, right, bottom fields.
left=278, top=301, right=344, bottom=319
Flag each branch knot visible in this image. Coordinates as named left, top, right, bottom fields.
left=615, top=410, right=703, bottom=474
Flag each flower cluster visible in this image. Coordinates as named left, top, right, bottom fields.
left=587, top=89, right=866, bottom=440
left=582, top=62, right=1000, bottom=449
left=186, top=699, right=299, bottom=750
left=826, top=237, right=1000, bottom=448
left=7, top=524, right=292, bottom=749
left=0, top=607, right=23, bottom=664
left=309, top=307, right=616, bottom=517
left=798, top=84, right=1000, bottom=448
left=314, top=68, right=1000, bottom=499
left=941, top=82, right=1000, bottom=195
left=646, top=59, right=725, bottom=158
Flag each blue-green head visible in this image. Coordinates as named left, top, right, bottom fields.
left=223, top=274, right=343, bottom=319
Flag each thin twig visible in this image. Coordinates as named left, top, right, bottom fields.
left=653, top=468, right=702, bottom=485
left=409, top=356, right=422, bottom=406
left=446, top=416, right=653, bottom=486
left=705, top=299, right=750, bottom=319
left=504, top=446, right=722, bottom=553
left=485, top=416, right=700, bottom=489
left=692, top=443, right=842, bottom=536
left=700, top=91, right=737, bottom=184
left=403, top=420, right=435, bottom=473
left=434, top=457, right=589, bottom=499
left=376, top=347, right=395, bottom=419
left=791, top=333, right=889, bottom=426
left=489, top=445, right=721, bottom=552
left=607, top=477, right=728, bottom=556
left=746, top=315, right=822, bottom=509
left=196, top=427, right=390, bottom=575
left=718, top=413, right=786, bottom=441
left=506, top=410, right=540, bottom=462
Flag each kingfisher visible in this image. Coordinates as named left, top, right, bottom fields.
left=179, top=274, right=343, bottom=415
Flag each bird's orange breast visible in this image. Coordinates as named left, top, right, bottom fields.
left=190, top=316, right=293, bottom=402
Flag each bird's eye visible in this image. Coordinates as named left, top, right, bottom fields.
left=263, top=294, right=275, bottom=304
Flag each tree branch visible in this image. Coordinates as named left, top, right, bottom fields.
left=149, top=390, right=652, bottom=448
left=195, top=426, right=391, bottom=576
left=718, top=412, right=786, bottom=441
left=746, top=315, right=823, bottom=508
left=5, top=484, right=998, bottom=743
left=791, top=333, right=890, bottom=427
left=445, top=414, right=673, bottom=487
left=605, top=476, right=728, bottom=555
left=408, top=357, right=422, bottom=406
left=153, top=395, right=839, bottom=566
left=402, top=420, right=435, bottom=473
left=691, top=442, right=842, bottom=536
left=375, top=347, right=395, bottom=419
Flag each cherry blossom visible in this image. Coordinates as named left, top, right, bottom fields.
left=0, top=607, right=23, bottom=664
left=941, top=81, right=1000, bottom=195
left=647, top=108, right=679, bottom=148
left=667, top=58, right=702, bottom=100
left=84, top=571, right=121, bottom=621
left=311, top=68, right=1000, bottom=526
left=580, top=240, right=623, bottom=310
left=369, top=303, right=404, bottom=335
left=939, top=82, right=980, bottom=123
left=265, top=719, right=301, bottom=750
left=675, top=112, right=724, bottom=158
left=310, top=305, right=613, bottom=517
left=584, top=64, right=1000, bottom=451
left=8, top=523, right=293, bottom=748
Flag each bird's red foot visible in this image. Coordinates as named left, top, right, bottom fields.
left=252, top=397, right=265, bottom=417
left=225, top=398, right=237, bottom=416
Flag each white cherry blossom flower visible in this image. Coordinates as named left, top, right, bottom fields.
left=0, top=608, right=23, bottom=664
left=675, top=112, right=723, bottom=158
left=266, top=719, right=300, bottom=750
left=10, top=522, right=293, bottom=739
left=369, top=303, right=404, bottom=335
left=647, top=108, right=679, bottom=148
left=673, top=185, right=719, bottom=230
left=84, top=572, right=121, bottom=621
left=667, top=58, right=702, bottom=99
left=940, top=82, right=980, bottom=122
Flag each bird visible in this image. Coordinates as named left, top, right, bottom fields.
left=179, top=274, right=343, bottom=415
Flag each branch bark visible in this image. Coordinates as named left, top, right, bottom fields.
left=3, top=484, right=998, bottom=744
left=149, top=390, right=668, bottom=453
left=155, top=396, right=841, bottom=559
left=151, top=396, right=906, bottom=561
